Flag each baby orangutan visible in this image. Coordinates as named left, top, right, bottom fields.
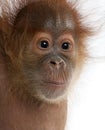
left=0, top=0, right=91, bottom=130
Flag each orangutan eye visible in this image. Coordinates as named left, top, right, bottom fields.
left=40, top=40, right=49, bottom=49
left=61, top=42, right=71, bottom=50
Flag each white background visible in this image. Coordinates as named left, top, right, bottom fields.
left=66, top=0, right=105, bottom=130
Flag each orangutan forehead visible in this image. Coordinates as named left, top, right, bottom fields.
left=45, top=13, right=75, bottom=30
left=13, top=1, right=75, bottom=34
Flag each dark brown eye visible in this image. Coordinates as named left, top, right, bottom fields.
left=61, top=42, right=71, bottom=50
left=40, top=40, right=49, bottom=49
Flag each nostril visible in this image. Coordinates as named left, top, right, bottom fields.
left=50, top=60, right=64, bottom=66
left=50, top=61, right=56, bottom=65
left=48, top=57, right=66, bottom=67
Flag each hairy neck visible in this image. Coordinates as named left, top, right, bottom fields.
left=0, top=85, right=67, bottom=130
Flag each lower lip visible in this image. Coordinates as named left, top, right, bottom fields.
left=44, top=81, right=66, bottom=88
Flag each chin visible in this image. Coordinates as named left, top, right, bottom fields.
left=33, top=83, right=69, bottom=103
